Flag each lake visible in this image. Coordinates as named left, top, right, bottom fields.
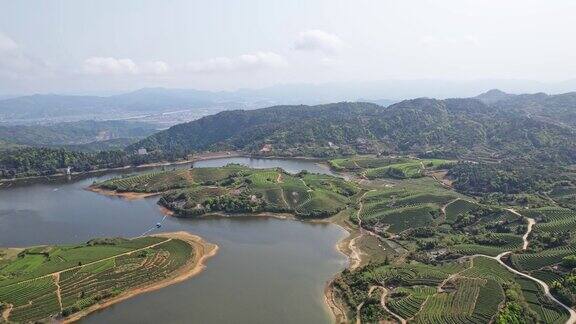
left=0, top=157, right=347, bottom=324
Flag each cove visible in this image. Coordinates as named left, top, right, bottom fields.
left=0, top=157, right=347, bottom=324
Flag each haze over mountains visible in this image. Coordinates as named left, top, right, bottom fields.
left=4, top=79, right=576, bottom=126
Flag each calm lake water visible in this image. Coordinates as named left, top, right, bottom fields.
left=0, top=157, right=347, bottom=324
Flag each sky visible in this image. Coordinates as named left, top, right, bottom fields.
left=1, top=0, right=576, bottom=95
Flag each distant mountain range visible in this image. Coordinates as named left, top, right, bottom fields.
left=5, top=78, right=576, bottom=125
left=0, top=120, right=158, bottom=151
left=0, top=88, right=223, bottom=125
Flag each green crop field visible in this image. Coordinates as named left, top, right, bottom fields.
left=328, top=156, right=453, bottom=180
left=386, top=286, right=436, bottom=319
left=444, top=199, right=479, bottom=224
left=511, top=244, right=576, bottom=271
left=0, top=236, right=193, bottom=323
left=527, top=207, right=576, bottom=234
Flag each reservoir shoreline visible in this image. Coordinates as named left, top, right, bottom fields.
left=87, top=168, right=357, bottom=324
left=1, top=156, right=349, bottom=323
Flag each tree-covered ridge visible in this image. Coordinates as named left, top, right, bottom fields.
left=0, top=147, right=173, bottom=179
left=129, top=93, right=576, bottom=164
left=95, top=165, right=359, bottom=218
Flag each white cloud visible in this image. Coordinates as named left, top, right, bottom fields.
left=294, top=30, right=344, bottom=55
left=141, top=60, right=170, bottom=74
left=0, top=32, right=46, bottom=75
left=82, top=57, right=139, bottom=75
left=81, top=57, right=170, bottom=75
left=186, top=52, right=287, bottom=73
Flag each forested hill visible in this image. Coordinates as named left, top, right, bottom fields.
left=129, top=93, right=576, bottom=163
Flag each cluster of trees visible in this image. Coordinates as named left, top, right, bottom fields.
left=529, top=231, right=572, bottom=250
left=550, top=257, right=576, bottom=307
left=496, top=283, right=538, bottom=323
left=448, top=161, right=564, bottom=196
left=0, top=147, right=180, bottom=179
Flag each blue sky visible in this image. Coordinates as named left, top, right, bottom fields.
left=1, top=0, right=576, bottom=94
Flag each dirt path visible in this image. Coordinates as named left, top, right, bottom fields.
left=464, top=212, right=576, bottom=324
left=324, top=278, right=348, bottom=324
left=375, top=286, right=407, bottom=324
left=494, top=252, right=576, bottom=324
left=347, top=190, right=372, bottom=269
left=348, top=235, right=364, bottom=270
left=504, top=208, right=535, bottom=251
left=53, top=273, right=63, bottom=312
left=299, top=178, right=313, bottom=193
left=439, top=198, right=460, bottom=224
left=437, top=257, right=474, bottom=293
left=1, top=304, right=13, bottom=322
left=355, top=286, right=378, bottom=324
left=522, top=218, right=535, bottom=250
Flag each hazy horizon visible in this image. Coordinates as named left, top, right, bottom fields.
left=1, top=0, right=576, bottom=95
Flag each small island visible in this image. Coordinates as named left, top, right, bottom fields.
left=0, top=232, right=217, bottom=323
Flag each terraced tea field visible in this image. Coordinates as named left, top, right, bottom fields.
left=0, top=234, right=200, bottom=323
left=329, top=156, right=454, bottom=180
left=526, top=207, right=576, bottom=234
left=511, top=244, right=576, bottom=271
left=98, top=166, right=358, bottom=218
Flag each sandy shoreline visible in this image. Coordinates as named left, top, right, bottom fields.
left=323, top=220, right=357, bottom=324
left=62, top=231, right=218, bottom=323
left=86, top=186, right=162, bottom=200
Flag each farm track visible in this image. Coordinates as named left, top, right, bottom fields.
left=375, top=286, right=407, bottom=324
left=349, top=190, right=372, bottom=270
left=466, top=209, right=576, bottom=324
left=356, top=286, right=379, bottom=324
left=439, top=198, right=461, bottom=224
left=53, top=273, right=62, bottom=312
left=1, top=303, right=12, bottom=321
left=493, top=251, right=576, bottom=324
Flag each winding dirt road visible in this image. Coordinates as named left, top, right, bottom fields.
left=494, top=251, right=576, bottom=324
left=368, top=209, right=576, bottom=324
left=375, top=286, right=407, bottom=324
left=476, top=211, right=575, bottom=324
